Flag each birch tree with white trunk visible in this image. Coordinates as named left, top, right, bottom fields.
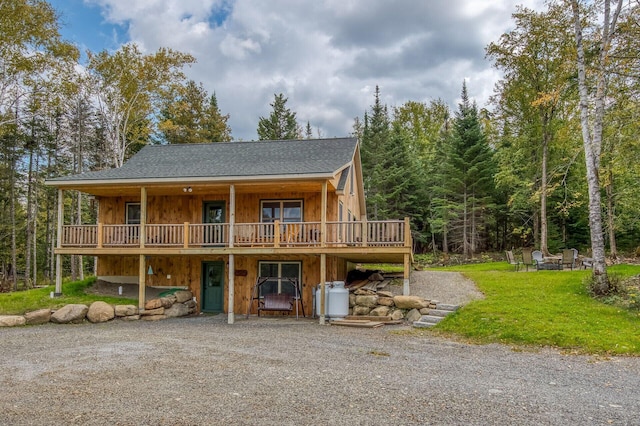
left=568, top=0, right=623, bottom=293
left=87, top=44, right=195, bottom=168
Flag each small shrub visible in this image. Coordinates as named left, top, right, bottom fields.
left=587, top=272, right=640, bottom=311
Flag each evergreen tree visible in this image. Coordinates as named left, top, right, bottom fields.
left=444, top=82, right=496, bottom=258
left=158, top=81, right=232, bottom=143
left=257, top=93, right=301, bottom=140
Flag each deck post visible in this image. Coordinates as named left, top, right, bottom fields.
left=54, top=189, right=63, bottom=296
left=138, top=254, right=146, bottom=311
left=403, top=253, right=411, bottom=296
left=183, top=222, right=189, bottom=248
left=229, top=184, right=235, bottom=248
left=274, top=220, right=280, bottom=248
left=96, top=223, right=103, bottom=248
left=140, top=187, right=147, bottom=248
left=319, top=253, right=326, bottom=325
left=321, top=181, right=327, bottom=248
left=228, top=253, right=235, bottom=324
left=361, top=215, right=368, bottom=247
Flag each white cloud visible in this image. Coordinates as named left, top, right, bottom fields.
left=88, top=0, right=547, bottom=140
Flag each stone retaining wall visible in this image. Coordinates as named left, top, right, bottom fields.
left=349, top=289, right=438, bottom=323
left=0, top=290, right=195, bottom=327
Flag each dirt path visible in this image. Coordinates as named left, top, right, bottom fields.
left=406, top=270, right=485, bottom=306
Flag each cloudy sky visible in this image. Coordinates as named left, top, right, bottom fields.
left=49, top=0, right=543, bottom=141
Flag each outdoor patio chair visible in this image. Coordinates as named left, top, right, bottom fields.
left=561, top=249, right=576, bottom=270
left=505, top=250, right=521, bottom=271
left=521, top=248, right=534, bottom=271
left=532, top=250, right=544, bottom=270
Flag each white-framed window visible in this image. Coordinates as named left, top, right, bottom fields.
left=126, top=202, right=141, bottom=224
left=258, top=261, right=301, bottom=297
left=261, top=200, right=302, bottom=223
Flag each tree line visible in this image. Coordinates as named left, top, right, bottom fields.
left=1, top=0, right=638, bottom=294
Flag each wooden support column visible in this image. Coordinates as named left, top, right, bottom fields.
left=96, top=223, right=103, bottom=249
left=140, top=187, right=147, bottom=248
left=403, top=253, right=411, bottom=296
left=319, top=253, right=326, bottom=325
left=229, top=184, right=235, bottom=248
left=361, top=214, right=368, bottom=247
left=403, top=217, right=411, bottom=295
left=321, top=181, right=327, bottom=248
left=228, top=184, right=235, bottom=324
left=138, top=254, right=146, bottom=310
left=54, top=189, right=63, bottom=296
left=228, top=254, right=235, bottom=324
left=183, top=222, right=189, bottom=248
left=274, top=220, right=280, bottom=248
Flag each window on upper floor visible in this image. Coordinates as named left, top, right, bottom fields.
left=126, top=203, right=141, bottom=224
left=261, top=200, right=302, bottom=223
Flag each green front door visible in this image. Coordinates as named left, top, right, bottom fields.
left=203, top=201, right=225, bottom=245
left=202, top=261, right=224, bottom=312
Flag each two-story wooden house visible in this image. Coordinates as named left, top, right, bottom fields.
left=46, top=137, right=413, bottom=323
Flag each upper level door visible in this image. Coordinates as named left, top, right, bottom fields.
left=203, top=201, right=225, bottom=245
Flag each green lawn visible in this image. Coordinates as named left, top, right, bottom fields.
left=0, top=277, right=137, bottom=315
left=425, top=263, right=640, bottom=355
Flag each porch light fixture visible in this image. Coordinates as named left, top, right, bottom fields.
left=182, top=186, right=192, bottom=193
left=148, top=265, right=153, bottom=275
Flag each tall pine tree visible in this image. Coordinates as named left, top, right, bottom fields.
left=257, top=93, right=301, bottom=140
left=445, top=82, right=496, bottom=258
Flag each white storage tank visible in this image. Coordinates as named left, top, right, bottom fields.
left=327, top=281, right=349, bottom=319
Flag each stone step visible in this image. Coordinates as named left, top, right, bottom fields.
left=417, top=315, right=444, bottom=324
left=436, top=303, right=459, bottom=312
left=413, top=320, right=437, bottom=328
left=426, top=309, right=453, bottom=317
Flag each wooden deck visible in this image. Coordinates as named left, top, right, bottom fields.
left=59, top=220, right=411, bottom=259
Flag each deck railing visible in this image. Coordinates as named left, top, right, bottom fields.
left=60, top=220, right=409, bottom=249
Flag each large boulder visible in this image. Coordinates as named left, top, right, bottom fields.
left=165, top=303, right=190, bottom=318
left=354, top=295, right=379, bottom=308
left=174, top=290, right=193, bottom=304
left=393, top=295, right=428, bottom=310
left=50, top=304, right=88, bottom=324
left=352, top=305, right=371, bottom=316
left=120, top=315, right=140, bottom=321
left=159, top=297, right=174, bottom=308
left=405, top=308, right=422, bottom=322
left=140, top=307, right=165, bottom=316
left=87, top=301, right=115, bottom=323
left=390, top=309, right=405, bottom=320
left=369, top=306, right=391, bottom=317
left=24, top=309, right=51, bottom=325
left=377, top=297, right=395, bottom=307
left=115, top=305, right=138, bottom=317
left=144, top=298, right=163, bottom=310
left=0, top=315, right=26, bottom=327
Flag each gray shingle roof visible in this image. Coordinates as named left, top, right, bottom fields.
left=49, top=137, right=357, bottom=183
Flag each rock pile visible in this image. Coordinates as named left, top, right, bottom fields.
left=349, top=289, right=438, bottom=323
left=0, top=290, right=196, bottom=327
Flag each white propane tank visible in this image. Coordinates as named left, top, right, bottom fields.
left=327, top=281, right=349, bottom=319
left=315, top=283, right=331, bottom=317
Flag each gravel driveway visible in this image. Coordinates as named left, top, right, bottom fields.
left=2, top=313, right=639, bottom=425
